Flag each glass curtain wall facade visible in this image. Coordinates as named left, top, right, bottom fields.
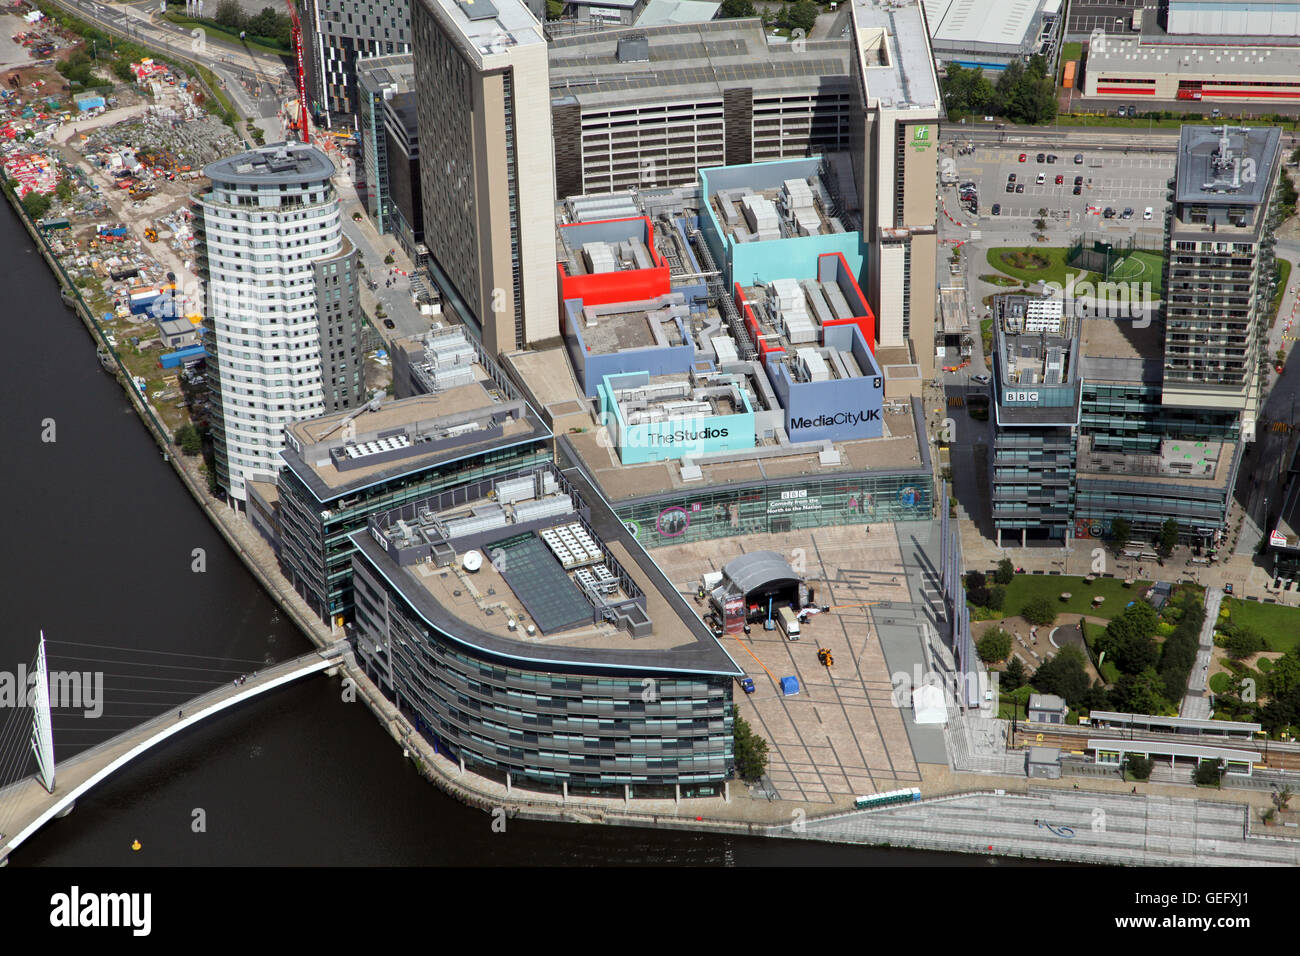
left=609, top=472, right=933, bottom=550
left=351, top=563, right=734, bottom=796
left=278, top=441, right=552, bottom=622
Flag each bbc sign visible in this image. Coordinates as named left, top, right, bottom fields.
left=1003, top=390, right=1039, bottom=404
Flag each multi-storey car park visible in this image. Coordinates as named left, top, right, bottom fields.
left=347, top=461, right=743, bottom=798
left=196, top=143, right=363, bottom=505
left=547, top=20, right=854, bottom=198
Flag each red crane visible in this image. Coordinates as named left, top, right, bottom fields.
left=285, top=0, right=309, bottom=143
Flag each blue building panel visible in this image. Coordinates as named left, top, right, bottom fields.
left=765, top=325, right=884, bottom=444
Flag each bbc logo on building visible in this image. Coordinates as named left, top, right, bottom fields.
left=1004, top=390, right=1040, bottom=403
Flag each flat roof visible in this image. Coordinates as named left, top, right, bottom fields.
left=204, top=143, right=334, bottom=185
left=1087, top=738, right=1257, bottom=762
left=356, top=53, right=416, bottom=93
left=1089, top=33, right=1300, bottom=79
left=635, top=0, right=720, bottom=27
left=561, top=398, right=928, bottom=502
left=1175, top=125, right=1282, bottom=207
left=417, top=0, right=545, bottom=68
left=1089, top=710, right=1262, bottom=732
left=548, top=19, right=851, bottom=108
left=1076, top=434, right=1237, bottom=489
left=350, top=477, right=743, bottom=674
left=852, top=0, right=941, bottom=110
left=281, top=391, right=547, bottom=502
left=1079, top=317, right=1165, bottom=386
left=925, top=0, right=1044, bottom=49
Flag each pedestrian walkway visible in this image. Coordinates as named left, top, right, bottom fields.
left=1180, top=586, right=1222, bottom=720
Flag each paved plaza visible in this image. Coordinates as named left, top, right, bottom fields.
left=651, top=523, right=949, bottom=804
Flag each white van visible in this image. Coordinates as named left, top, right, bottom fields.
left=1036, top=172, right=1045, bottom=185
left=777, top=606, right=801, bottom=640
left=1143, top=207, right=1153, bottom=220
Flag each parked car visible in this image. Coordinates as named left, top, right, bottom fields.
left=991, top=203, right=1001, bottom=215
left=1224, top=583, right=1234, bottom=595
left=738, top=676, right=756, bottom=694
left=1008, top=173, right=1017, bottom=183
left=1016, top=183, right=1025, bottom=193
left=1103, top=207, right=1116, bottom=218
left=1074, top=175, right=1084, bottom=186
left=1055, top=174, right=1064, bottom=185
left=383, top=318, right=396, bottom=329
left=972, top=373, right=991, bottom=384
left=1036, top=152, right=1045, bottom=162
left=1121, top=207, right=1134, bottom=219
left=1036, top=173, right=1045, bottom=184
left=1073, top=185, right=1082, bottom=195
left=1144, top=206, right=1154, bottom=220
left=1047, top=154, right=1057, bottom=164
left=1019, top=153, right=1027, bottom=162
left=1006, top=182, right=1016, bottom=193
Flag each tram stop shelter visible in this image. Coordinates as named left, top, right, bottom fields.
left=1088, top=739, right=1258, bottom=777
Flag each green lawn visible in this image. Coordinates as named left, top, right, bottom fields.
left=162, top=12, right=291, bottom=56
left=1059, top=42, right=1082, bottom=84
left=980, top=317, right=993, bottom=354
left=1222, top=599, right=1300, bottom=655
left=1271, top=258, right=1292, bottom=330
left=987, top=574, right=1153, bottom=623
left=1060, top=114, right=1300, bottom=131
left=987, top=247, right=1088, bottom=288
left=987, top=246, right=1165, bottom=297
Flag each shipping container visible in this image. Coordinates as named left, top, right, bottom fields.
left=1062, top=60, right=1076, bottom=89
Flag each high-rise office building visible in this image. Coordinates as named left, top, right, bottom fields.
left=411, top=0, right=558, bottom=356
left=196, top=143, right=363, bottom=505
left=303, top=0, right=413, bottom=125
left=1162, top=124, right=1284, bottom=425
left=848, top=0, right=942, bottom=379
left=357, top=55, right=424, bottom=263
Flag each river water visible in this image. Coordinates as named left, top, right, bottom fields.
left=0, top=206, right=1018, bottom=866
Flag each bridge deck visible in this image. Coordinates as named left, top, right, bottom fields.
left=0, top=645, right=342, bottom=860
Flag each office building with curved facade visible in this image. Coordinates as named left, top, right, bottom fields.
left=348, top=462, right=742, bottom=796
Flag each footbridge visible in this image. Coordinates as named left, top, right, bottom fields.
left=0, top=642, right=346, bottom=864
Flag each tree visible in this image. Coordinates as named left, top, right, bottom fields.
left=1157, top=518, right=1179, bottom=559
left=941, top=64, right=996, bottom=117
left=1112, top=667, right=1169, bottom=715
left=173, top=423, right=202, bottom=456
left=995, top=558, right=1015, bottom=586
left=1021, top=596, right=1056, bottom=627
left=1110, top=517, right=1131, bottom=555
left=977, top=628, right=1012, bottom=664
left=1034, top=217, right=1047, bottom=232
left=1125, top=754, right=1153, bottom=781
left=968, top=584, right=991, bottom=608
left=21, top=191, right=52, bottom=221
left=965, top=569, right=987, bottom=591
left=1225, top=626, right=1265, bottom=660
left=214, top=0, right=247, bottom=30
left=55, top=178, right=76, bottom=203
left=718, top=0, right=757, bottom=15
left=1266, top=651, right=1300, bottom=699
left=986, top=585, right=1006, bottom=612
left=1031, top=645, right=1089, bottom=707
left=1193, top=758, right=1225, bottom=788
left=1003, top=655, right=1026, bottom=692
left=786, top=0, right=818, bottom=33
left=733, top=714, right=769, bottom=782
